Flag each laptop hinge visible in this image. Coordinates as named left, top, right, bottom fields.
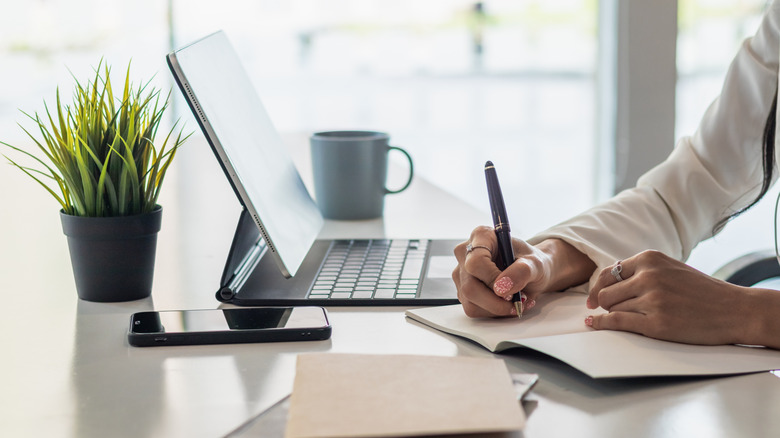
left=218, top=208, right=265, bottom=301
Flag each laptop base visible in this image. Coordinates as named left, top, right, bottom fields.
left=215, top=209, right=460, bottom=307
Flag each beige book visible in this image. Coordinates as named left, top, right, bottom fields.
left=285, top=353, right=525, bottom=438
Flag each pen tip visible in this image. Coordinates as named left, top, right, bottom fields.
left=514, top=301, right=523, bottom=319
left=485, top=160, right=494, bottom=168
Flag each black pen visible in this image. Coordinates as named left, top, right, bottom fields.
left=484, top=161, right=523, bottom=319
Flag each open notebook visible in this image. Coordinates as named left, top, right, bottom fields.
left=406, top=292, right=780, bottom=379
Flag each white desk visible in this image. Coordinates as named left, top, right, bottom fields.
left=2, top=136, right=780, bottom=437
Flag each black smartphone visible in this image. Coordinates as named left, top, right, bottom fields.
left=127, top=306, right=331, bottom=347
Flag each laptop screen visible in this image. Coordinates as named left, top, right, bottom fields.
left=167, top=31, right=323, bottom=277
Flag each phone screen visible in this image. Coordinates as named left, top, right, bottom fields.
left=130, top=307, right=328, bottom=334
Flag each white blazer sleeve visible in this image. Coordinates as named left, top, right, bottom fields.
left=528, top=1, right=780, bottom=293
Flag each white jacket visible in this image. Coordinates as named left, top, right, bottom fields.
left=528, top=2, right=780, bottom=292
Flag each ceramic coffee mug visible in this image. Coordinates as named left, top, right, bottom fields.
left=310, top=131, right=414, bottom=220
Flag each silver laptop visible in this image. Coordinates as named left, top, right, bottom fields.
left=167, top=31, right=460, bottom=306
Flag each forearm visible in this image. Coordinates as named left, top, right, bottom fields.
left=742, top=288, right=780, bottom=349
left=534, top=238, right=596, bottom=293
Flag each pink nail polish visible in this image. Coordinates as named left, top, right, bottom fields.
left=509, top=306, right=517, bottom=316
left=494, top=277, right=514, bottom=295
left=525, top=299, right=536, bottom=310
left=584, top=316, right=593, bottom=327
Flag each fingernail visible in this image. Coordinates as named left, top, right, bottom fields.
left=584, top=316, right=593, bottom=327
left=504, top=295, right=512, bottom=301
left=520, top=293, right=527, bottom=303
left=494, top=277, right=514, bottom=295
left=525, top=299, right=536, bottom=310
left=509, top=306, right=517, bottom=316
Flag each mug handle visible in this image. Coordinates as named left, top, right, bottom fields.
left=385, top=146, right=414, bottom=194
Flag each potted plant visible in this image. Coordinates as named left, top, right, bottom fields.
left=1, top=61, right=189, bottom=302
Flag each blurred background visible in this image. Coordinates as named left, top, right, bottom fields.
left=0, top=0, right=775, bottom=274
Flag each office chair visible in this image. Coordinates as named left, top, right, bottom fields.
left=712, top=249, right=780, bottom=287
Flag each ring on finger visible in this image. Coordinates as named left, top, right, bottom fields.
left=466, top=243, right=492, bottom=255
left=611, top=260, right=624, bottom=282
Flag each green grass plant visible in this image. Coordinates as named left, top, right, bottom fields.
left=1, top=61, right=190, bottom=217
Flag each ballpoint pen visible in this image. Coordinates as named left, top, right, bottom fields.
left=484, top=161, right=523, bottom=319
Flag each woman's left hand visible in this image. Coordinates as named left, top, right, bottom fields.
left=586, top=250, right=757, bottom=345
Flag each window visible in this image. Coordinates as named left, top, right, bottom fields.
left=676, top=0, right=767, bottom=139
left=1, top=0, right=599, bottom=237
left=7, top=1, right=775, bottom=273
left=676, top=0, right=776, bottom=273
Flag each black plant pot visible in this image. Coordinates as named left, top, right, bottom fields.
left=60, top=206, right=163, bottom=302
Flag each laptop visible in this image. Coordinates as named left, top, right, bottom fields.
left=167, top=31, right=461, bottom=306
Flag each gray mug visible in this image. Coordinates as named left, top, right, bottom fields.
left=310, top=131, right=414, bottom=220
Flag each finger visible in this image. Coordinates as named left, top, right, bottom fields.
left=462, top=237, right=501, bottom=287
left=595, top=282, right=640, bottom=311
left=606, top=296, right=643, bottom=314
left=492, top=258, right=538, bottom=300
left=453, top=240, right=469, bottom=264
left=589, top=259, right=637, bottom=309
left=457, top=268, right=515, bottom=317
left=452, top=265, right=461, bottom=290
left=455, top=227, right=497, bottom=264
left=454, top=234, right=490, bottom=262
left=587, top=311, right=647, bottom=335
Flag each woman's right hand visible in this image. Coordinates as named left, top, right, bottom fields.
left=452, top=227, right=596, bottom=318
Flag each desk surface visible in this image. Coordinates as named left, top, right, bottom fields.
left=2, top=136, right=780, bottom=438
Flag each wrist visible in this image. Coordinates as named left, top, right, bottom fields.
left=533, top=239, right=596, bottom=292
left=740, top=287, right=780, bottom=348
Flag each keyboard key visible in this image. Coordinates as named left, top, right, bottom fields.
left=355, top=281, right=376, bottom=289
left=402, top=260, right=424, bottom=279
left=319, top=270, right=341, bottom=275
left=330, top=292, right=352, bottom=299
left=395, top=293, right=417, bottom=299
left=314, top=281, right=335, bottom=287
left=351, top=291, right=373, bottom=299
left=374, top=289, right=396, bottom=299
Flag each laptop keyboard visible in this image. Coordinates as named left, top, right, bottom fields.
left=307, top=239, right=429, bottom=300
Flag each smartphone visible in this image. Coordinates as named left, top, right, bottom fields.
left=128, top=306, right=331, bottom=347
